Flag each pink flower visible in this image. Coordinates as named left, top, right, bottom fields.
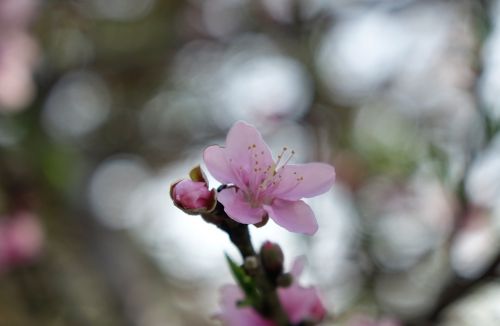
left=0, top=212, right=44, bottom=272
left=0, top=0, right=38, bottom=30
left=203, top=121, right=335, bottom=235
left=0, top=33, right=37, bottom=111
left=216, top=257, right=327, bottom=326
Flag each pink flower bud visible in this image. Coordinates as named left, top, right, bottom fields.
left=171, top=179, right=216, bottom=214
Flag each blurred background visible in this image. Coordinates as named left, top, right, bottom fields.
left=1, top=0, right=500, bottom=325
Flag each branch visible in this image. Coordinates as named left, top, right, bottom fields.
left=406, top=252, right=500, bottom=326
left=204, top=203, right=292, bottom=326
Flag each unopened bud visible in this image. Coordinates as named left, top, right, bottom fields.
left=260, top=241, right=284, bottom=278
left=170, top=179, right=216, bottom=215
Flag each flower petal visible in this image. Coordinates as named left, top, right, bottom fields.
left=263, top=199, right=318, bottom=235
left=218, top=187, right=266, bottom=224
left=203, top=145, right=235, bottom=184
left=216, top=285, right=272, bottom=326
left=278, top=284, right=326, bottom=323
left=272, top=163, right=335, bottom=201
left=290, top=256, right=306, bottom=278
left=225, top=121, right=274, bottom=175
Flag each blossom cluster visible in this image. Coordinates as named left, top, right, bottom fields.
left=171, top=121, right=335, bottom=325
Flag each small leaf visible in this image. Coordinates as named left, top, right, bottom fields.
left=236, top=299, right=253, bottom=308
left=225, top=254, right=261, bottom=307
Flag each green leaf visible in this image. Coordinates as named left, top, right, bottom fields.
left=225, top=254, right=261, bottom=307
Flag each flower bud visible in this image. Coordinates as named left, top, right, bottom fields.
left=259, top=241, right=284, bottom=278
left=170, top=179, right=216, bottom=215
left=243, top=255, right=259, bottom=276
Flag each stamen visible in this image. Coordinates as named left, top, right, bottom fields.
left=280, top=150, right=295, bottom=169
left=257, top=146, right=298, bottom=193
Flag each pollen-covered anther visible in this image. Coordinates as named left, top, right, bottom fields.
left=274, top=146, right=295, bottom=171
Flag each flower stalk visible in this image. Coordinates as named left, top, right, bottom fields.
left=204, top=202, right=291, bottom=325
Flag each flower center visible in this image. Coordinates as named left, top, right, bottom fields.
left=247, top=146, right=297, bottom=206
left=229, top=144, right=304, bottom=207
left=259, top=146, right=295, bottom=189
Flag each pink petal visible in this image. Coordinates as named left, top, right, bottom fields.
left=263, top=199, right=318, bottom=235
left=218, top=187, right=266, bottom=224
left=203, top=145, right=235, bottom=184
left=278, top=285, right=325, bottom=323
left=172, top=180, right=212, bottom=210
left=225, top=121, right=274, bottom=175
left=273, top=163, right=335, bottom=201
left=290, top=256, right=306, bottom=278
left=216, top=285, right=273, bottom=326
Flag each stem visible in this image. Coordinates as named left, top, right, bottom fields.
left=223, top=222, right=256, bottom=258
left=208, top=204, right=292, bottom=326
